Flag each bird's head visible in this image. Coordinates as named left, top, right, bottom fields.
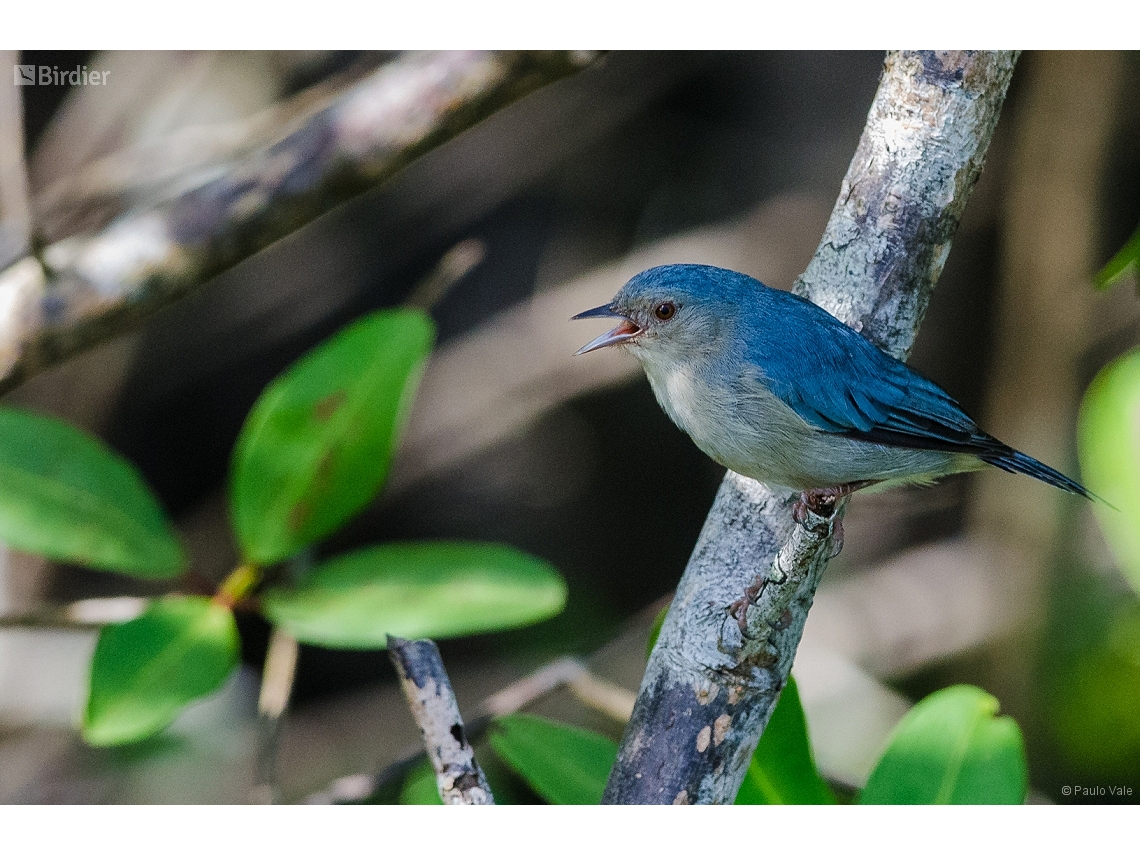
left=573, top=264, right=748, bottom=362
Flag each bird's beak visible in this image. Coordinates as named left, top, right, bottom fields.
left=572, top=304, right=643, bottom=355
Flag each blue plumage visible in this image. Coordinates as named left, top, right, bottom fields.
left=574, top=263, right=1093, bottom=501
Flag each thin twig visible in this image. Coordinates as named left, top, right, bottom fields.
left=251, top=628, right=300, bottom=804
left=404, top=238, right=486, bottom=311
left=478, top=656, right=590, bottom=717
left=387, top=635, right=494, bottom=805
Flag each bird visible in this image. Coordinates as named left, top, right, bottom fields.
left=573, top=263, right=1095, bottom=531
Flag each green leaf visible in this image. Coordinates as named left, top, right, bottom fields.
left=1079, top=348, right=1140, bottom=593
left=646, top=604, right=668, bottom=658
left=735, top=675, right=834, bottom=804
left=489, top=714, right=617, bottom=804
left=397, top=753, right=519, bottom=805
left=859, top=685, right=1027, bottom=804
left=230, top=308, right=435, bottom=565
left=261, top=541, right=567, bottom=648
left=399, top=760, right=444, bottom=805
left=0, top=407, right=184, bottom=578
left=1095, top=222, right=1140, bottom=289
left=83, top=595, right=240, bottom=746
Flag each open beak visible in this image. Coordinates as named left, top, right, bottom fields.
left=572, top=304, right=643, bottom=355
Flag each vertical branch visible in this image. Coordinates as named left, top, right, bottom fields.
left=603, top=51, right=1019, bottom=805
left=388, top=636, right=494, bottom=805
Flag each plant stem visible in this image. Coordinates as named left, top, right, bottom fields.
left=213, top=562, right=262, bottom=608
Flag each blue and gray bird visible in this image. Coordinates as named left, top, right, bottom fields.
left=574, top=264, right=1093, bottom=520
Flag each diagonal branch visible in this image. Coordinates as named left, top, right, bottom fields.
left=0, top=50, right=591, bottom=394
left=602, top=50, right=1020, bottom=805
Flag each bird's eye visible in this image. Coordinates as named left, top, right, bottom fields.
left=654, top=302, right=677, bottom=321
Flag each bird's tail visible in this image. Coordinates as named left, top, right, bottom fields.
left=978, top=447, right=1103, bottom=503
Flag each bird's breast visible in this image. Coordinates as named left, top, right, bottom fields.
left=640, top=356, right=809, bottom=481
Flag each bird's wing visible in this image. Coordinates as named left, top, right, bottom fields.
left=746, top=295, right=990, bottom=453
left=740, top=290, right=1094, bottom=499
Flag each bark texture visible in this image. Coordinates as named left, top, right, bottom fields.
left=388, top=636, right=494, bottom=805
left=602, top=50, right=1020, bottom=805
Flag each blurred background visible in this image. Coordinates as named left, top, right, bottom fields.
left=1, top=50, right=1138, bottom=804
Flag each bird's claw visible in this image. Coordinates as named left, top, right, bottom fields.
left=727, top=572, right=772, bottom=637
left=792, top=491, right=833, bottom=534
left=791, top=496, right=810, bottom=527
left=733, top=483, right=865, bottom=643
left=828, top=517, right=844, bottom=557
left=795, top=486, right=855, bottom=557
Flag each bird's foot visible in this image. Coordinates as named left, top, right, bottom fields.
left=791, top=488, right=839, bottom=527
left=792, top=482, right=877, bottom=557
left=732, top=481, right=878, bottom=642
left=728, top=575, right=769, bottom=637
left=792, top=490, right=844, bottom=556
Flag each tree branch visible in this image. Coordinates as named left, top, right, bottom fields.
left=387, top=636, right=494, bottom=805
left=0, top=50, right=30, bottom=271
left=602, top=50, right=1020, bottom=805
left=0, top=51, right=591, bottom=394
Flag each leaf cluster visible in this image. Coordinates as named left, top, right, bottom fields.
left=0, top=308, right=566, bottom=745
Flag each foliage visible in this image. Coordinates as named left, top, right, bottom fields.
left=0, top=306, right=567, bottom=746
left=860, top=685, right=1027, bottom=804
left=399, top=760, right=445, bottom=805
left=0, top=408, right=184, bottom=577
left=1042, top=565, right=1140, bottom=783
left=83, top=596, right=239, bottom=746
left=489, top=713, right=618, bottom=805
left=230, top=309, right=433, bottom=566
left=262, top=542, right=565, bottom=648
left=735, top=676, right=834, bottom=804
left=1095, top=221, right=1140, bottom=290
left=1079, top=347, right=1140, bottom=594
